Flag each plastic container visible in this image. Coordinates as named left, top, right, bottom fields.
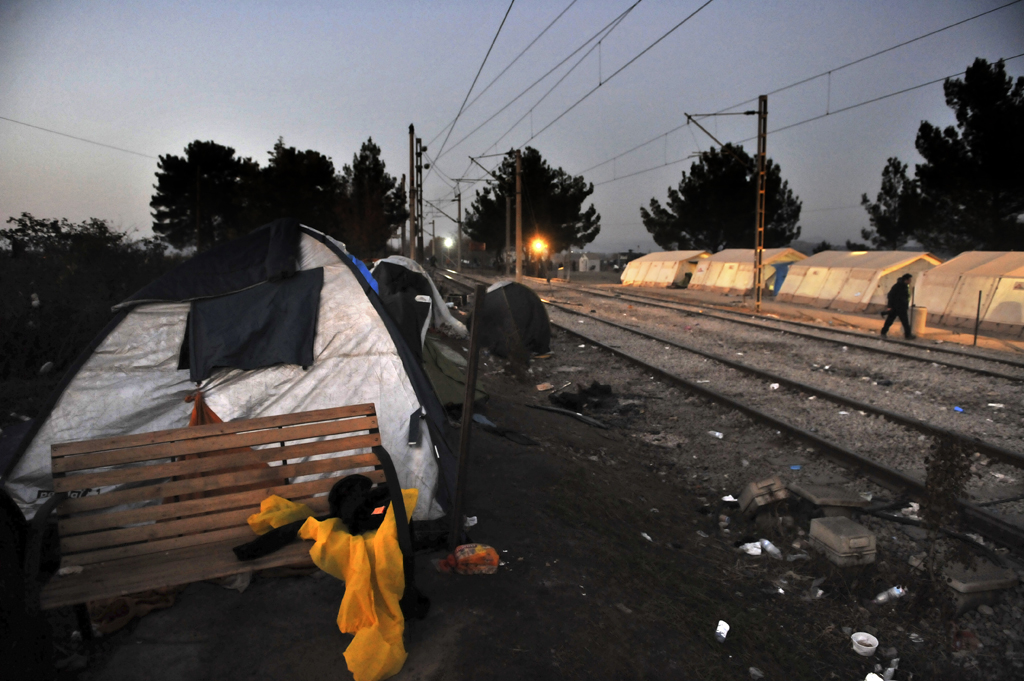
left=715, top=620, right=730, bottom=643
left=873, top=586, right=906, bottom=604
left=760, top=539, right=783, bottom=559
left=851, top=632, right=879, bottom=656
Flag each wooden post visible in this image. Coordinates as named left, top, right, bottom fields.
left=515, top=150, right=523, bottom=283
left=400, top=174, right=407, bottom=256
left=449, top=284, right=487, bottom=551
left=974, top=290, right=982, bottom=346
left=505, top=195, right=511, bottom=276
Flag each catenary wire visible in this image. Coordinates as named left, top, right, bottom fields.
left=426, top=0, right=579, bottom=149
left=579, top=0, right=1024, bottom=175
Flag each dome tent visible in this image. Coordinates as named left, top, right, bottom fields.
left=478, top=281, right=551, bottom=358
left=2, top=219, right=458, bottom=522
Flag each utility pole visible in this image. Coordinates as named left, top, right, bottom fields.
left=456, top=190, right=463, bottom=272
left=195, top=164, right=201, bottom=251
left=515, top=150, right=522, bottom=283
left=505, top=195, right=511, bottom=276
left=431, top=219, right=436, bottom=259
left=416, top=138, right=425, bottom=263
left=753, top=95, right=768, bottom=314
left=399, top=174, right=407, bottom=256
left=408, top=125, right=416, bottom=261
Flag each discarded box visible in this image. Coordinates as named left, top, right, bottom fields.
left=809, top=517, right=876, bottom=566
left=943, top=559, right=1019, bottom=614
left=788, top=482, right=870, bottom=517
left=738, top=475, right=789, bottom=516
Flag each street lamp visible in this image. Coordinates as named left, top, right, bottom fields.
left=443, top=237, right=453, bottom=268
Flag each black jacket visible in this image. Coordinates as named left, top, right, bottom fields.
left=886, top=280, right=910, bottom=311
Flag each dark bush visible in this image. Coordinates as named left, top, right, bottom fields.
left=0, top=214, right=178, bottom=417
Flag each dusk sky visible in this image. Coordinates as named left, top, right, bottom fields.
left=2, top=0, right=1022, bottom=254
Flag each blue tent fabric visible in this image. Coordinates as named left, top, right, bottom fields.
left=772, top=262, right=792, bottom=294
left=348, top=254, right=379, bottom=294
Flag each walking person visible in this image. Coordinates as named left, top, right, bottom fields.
left=881, top=273, right=915, bottom=340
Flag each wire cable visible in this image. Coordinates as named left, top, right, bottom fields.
left=0, top=115, right=157, bottom=159
left=429, top=0, right=516, bottom=182
left=592, top=51, right=1024, bottom=187
left=433, top=1, right=643, bottom=165
left=427, top=0, right=579, bottom=148
left=579, top=0, right=1023, bottom=175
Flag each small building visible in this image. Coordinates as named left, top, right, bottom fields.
left=578, top=252, right=606, bottom=272
left=620, top=250, right=710, bottom=287
left=775, top=250, right=941, bottom=312
left=687, top=248, right=806, bottom=295
left=915, top=251, right=1024, bottom=335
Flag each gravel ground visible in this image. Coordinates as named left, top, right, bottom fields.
left=583, top=284, right=1024, bottom=371
left=438, top=270, right=1024, bottom=677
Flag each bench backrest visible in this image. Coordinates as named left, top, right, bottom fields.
left=50, top=404, right=384, bottom=566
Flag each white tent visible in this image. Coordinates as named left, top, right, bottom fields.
left=2, top=221, right=458, bottom=521
left=687, top=248, right=806, bottom=294
left=916, top=252, right=1024, bottom=335
left=620, top=250, right=710, bottom=287
left=776, top=250, right=941, bottom=311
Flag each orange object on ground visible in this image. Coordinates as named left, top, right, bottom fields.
left=436, top=544, right=500, bottom=575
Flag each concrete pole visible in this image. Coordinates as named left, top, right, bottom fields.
left=457, top=191, right=463, bottom=272
left=408, top=125, right=416, bottom=261
left=400, top=174, right=407, bottom=256
left=515, top=150, right=522, bottom=283
left=431, top=219, right=436, bottom=259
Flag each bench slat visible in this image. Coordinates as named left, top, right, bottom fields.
left=41, top=538, right=316, bottom=609
left=53, top=416, right=378, bottom=474
left=61, top=496, right=333, bottom=555
left=59, top=476, right=340, bottom=536
left=53, top=431, right=380, bottom=493
left=51, top=404, right=377, bottom=458
left=57, top=452, right=380, bottom=514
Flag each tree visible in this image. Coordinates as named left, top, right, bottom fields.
left=860, top=158, right=921, bottom=250
left=1, top=214, right=174, bottom=382
left=812, top=241, right=833, bottom=254
left=464, top=147, right=600, bottom=257
left=250, top=138, right=341, bottom=234
left=913, top=58, right=1024, bottom=252
left=335, top=138, right=408, bottom=257
left=151, top=140, right=259, bottom=251
left=640, top=144, right=801, bottom=252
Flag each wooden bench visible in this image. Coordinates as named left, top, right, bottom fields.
left=26, top=404, right=415, bottom=627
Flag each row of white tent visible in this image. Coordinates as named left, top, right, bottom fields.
left=620, top=248, right=1024, bottom=334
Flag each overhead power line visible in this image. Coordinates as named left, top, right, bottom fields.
left=434, top=0, right=643, bottom=166
left=516, top=0, right=717, bottom=147
left=592, top=52, right=1024, bottom=187
left=0, top=115, right=157, bottom=159
left=580, top=0, right=1024, bottom=175
left=427, top=0, right=579, bottom=149
left=428, top=0, right=516, bottom=182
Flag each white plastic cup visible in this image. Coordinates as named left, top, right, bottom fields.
left=851, top=632, right=879, bottom=656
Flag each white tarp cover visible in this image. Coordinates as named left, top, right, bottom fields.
left=5, top=234, right=444, bottom=521
left=373, top=255, right=468, bottom=339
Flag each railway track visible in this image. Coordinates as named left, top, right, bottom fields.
left=438, top=270, right=1024, bottom=551
left=555, top=280, right=1024, bottom=380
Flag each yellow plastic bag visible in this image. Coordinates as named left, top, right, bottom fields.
left=246, top=488, right=418, bottom=681
left=246, top=494, right=314, bottom=535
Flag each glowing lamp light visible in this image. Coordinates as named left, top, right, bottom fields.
left=443, top=237, right=453, bottom=248
left=531, top=238, right=547, bottom=254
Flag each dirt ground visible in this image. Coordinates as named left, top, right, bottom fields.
left=40, top=325, right=1023, bottom=681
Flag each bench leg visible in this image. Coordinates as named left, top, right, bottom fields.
left=74, top=603, right=94, bottom=641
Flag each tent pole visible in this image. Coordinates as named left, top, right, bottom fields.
left=974, top=290, right=982, bottom=346
left=449, top=284, right=487, bottom=551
